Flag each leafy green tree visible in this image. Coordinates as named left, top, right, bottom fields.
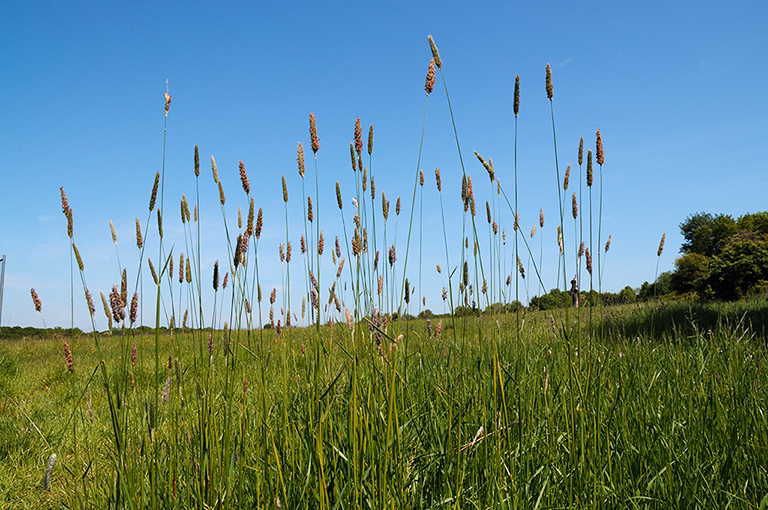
left=736, top=211, right=768, bottom=236
left=618, top=286, right=637, bottom=303
left=670, top=253, right=710, bottom=294
left=679, top=212, right=737, bottom=256
left=708, top=240, right=768, bottom=300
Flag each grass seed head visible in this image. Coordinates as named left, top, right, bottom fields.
left=109, top=220, right=117, bottom=244
left=318, top=232, right=324, bottom=256
left=572, top=193, right=578, bottom=219
left=135, top=218, right=143, bottom=248
left=217, top=181, right=225, bottom=205
left=30, top=288, right=42, bottom=312
left=425, top=58, right=435, bottom=94
left=396, top=197, right=401, bottom=216
left=605, top=235, right=612, bottom=253
left=368, top=124, right=374, bottom=155
left=354, top=117, right=363, bottom=154
left=130, top=292, right=138, bottom=324
left=428, top=35, right=442, bottom=69
left=239, top=160, right=250, bottom=195
left=66, top=208, right=73, bottom=238
left=282, top=175, right=288, bottom=203
left=255, top=208, right=263, bottom=239
left=213, top=261, right=219, bottom=291
left=297, top=142, right=305, bottom=178
left=563, top=164, right=570, bottom=191
left=586, top=248, right=593, bottom=275
left=335, top=236, right=341, bottom=258
left=73, top=243, right=84, bottom=271
left=149, top=172, right=160, bottom=211
left=163, top=80, right=171, bottom=116
left=658, top=232, right=666, bottom=257
left=307, top=195, right=314, bottom=222
left=596, top=128, right=605, bottom=165
left=85, top=288, right=95, bottom=316
left=435, top=168, right=442, bottom=192
left=557, top=225, right=563, bottom=254
left=43, top=453, right=57, bottom=490
left=578, top=137, right=584, bottom=166
left=185, top=259, right=191, bottom=283
left=514, top=75, right=520, bottom=116
left=194, top=145, right=200, bottom=177
left=211, top=156, right=219, bottom=183
left=420, top=169, right=424, bottom=186
left=60, top=187, right=69, bottom=215
left=586, top=149, right=594, bottom=187
left=309, top=113, right=319, bottom=153
left=545, top=63, right=553, bottom=100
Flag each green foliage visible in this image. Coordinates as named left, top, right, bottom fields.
left=618, top=285, right=636, bottom=303
left=708, top=240, right=768, bottom=300
left=736, top=211, right=768, bottom=235
left=638, top=271, right=674, bottom=301
left=679, top=212, right=737, bottom=256
left=671, top=252, right=710, bottom=294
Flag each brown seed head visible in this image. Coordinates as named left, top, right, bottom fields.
left=239, top=161, right=250, bottom=195
left=388, top=244, right=396, bottom=266
left=486, top=201, right=492, bottom=224
left=657, top=233, right=666, bottom=257
left=396, top=197, right=401, bottom=216
left=149, top=172, right=160, bottom=211
left=222, top=272, right=229, bottom=289
left=238, top=207, right=242, bottom=229
left=428, top=35, right=442, bottom=69
left=30, top=288, right=42, bottom=312
left=513, top=75, right=520, bottom=116
left=60, top=187, right=69, bottom=215
left=157, top=210, right=164, bottom=239
left=282, top=175, right=288, bottom=203
left=163, top=80, right=171, bottom=116
left=194, top=145, right=200, bottom=177
left=586, top=248, right=593, bottom=275
left=309, top=113, right=319, bottom=153
left=563, top=164, right=570, bottom=191
left=246, top=198, right=254, bottom=237
left=63, top=341, right=75, bottom=372
left=110, top=220, right=119, bottom=245
left=362, top=166, right=368, bottom=191
left=279, top=242, right=285, bottom=263
left=605, top=235, right=612, bottom=253
left=213, top=261, right=219, bottom=291
left=297, top=142, right=305, bottom=178
left=586, top=150, right=594, bottom=187
left=335, top=236, right=341, bottom=258
left=349, top=142, right=356, bottom=172
left=518, top=256, right=525, bottom=279
left=179, top=253, right=185, bottom=283
left=354, top=117, right=363, bottom=154
left=545, top=63, right=553, bottom=100
left=425, top=58, right=435, bottom=95
left=435, top=168, right=442, bottom=192
left=307, top=195, right=314, bottom=222
left=130, top=292, right=138, bottom=324
left=135, top=218, right=143, bottom=248
left=474, top=151, right=494, bottom=182
left=531, top=224, right=537, bottom=238
left=255, top=208, right=263, bottom=239
left=572, top=193, right=578, bottom=219
left=557, top=225, right=563, bottom=254
left=85, top=288, right=95, bottom=316
left=368, top=124, right=373, bottom=156
left=217, top=181, right=225, bottom=205
left=73, top=243, right=84, bottom=271
left=578, top=137, right=584, bottom=166
left=596, top=128, right=604, bottom=165
left=185, top=259, right=191, bottom=283
left=318, top=231, right=324, bottom=256
left=120, top=269, right=127, bottom=306
left=463, top=261, right=469, bottom=287
left=420, top=169, right=424, bottom=186
left=578, top=241, right=585, bottom=258
left=148, top=258, right=158, bottom=285
left=370, top=176, right=376, bottom=201
left=66, top=208, right=73, bottom=239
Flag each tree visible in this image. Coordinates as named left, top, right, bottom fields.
left=670, top=252, right=710, bottom=294
left=707, top=240, right=768, bottom=300
left=679, top=212, right=737, bottom=257
left=736, top=211, right=768, bottom=236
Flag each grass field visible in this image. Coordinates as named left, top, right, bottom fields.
left=0, top=302, right=767, bottom=508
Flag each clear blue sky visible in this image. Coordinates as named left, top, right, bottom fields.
left=1, top=1, right=766, bottom=330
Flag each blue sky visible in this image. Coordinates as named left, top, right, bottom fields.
left=1, top=1, right=766, bottom=330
